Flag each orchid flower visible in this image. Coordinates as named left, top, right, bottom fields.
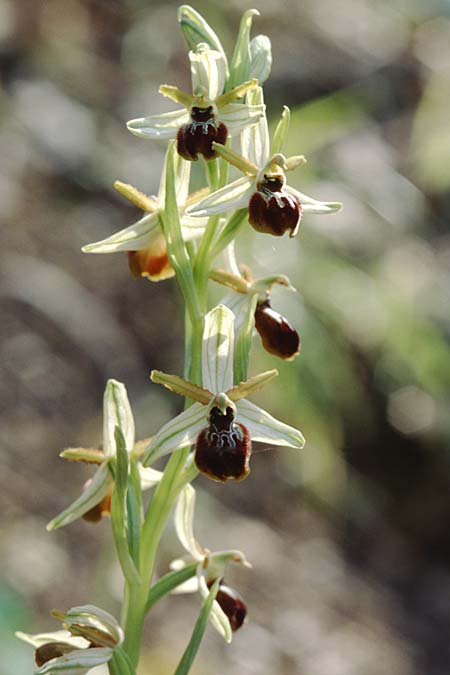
left=16, top=605, right=123, bottom=675
left=126, top=43, right=265, bottom=162
left=169, top=483, right=250, bottom=641
left=47, top=380, right=161, bottom=531
left=143, top=304, right=305, bottom=481
left=82, top=149, right=207, bottom=281
left=186, top=87, right=342, bottom=235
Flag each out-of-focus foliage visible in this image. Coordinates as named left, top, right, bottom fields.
left=1, top=1, right=450, bottom=674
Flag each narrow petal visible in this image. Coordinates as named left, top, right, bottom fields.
left=237, top=399, right=305, bottom=449
left=142, top=403, right=206, bottom=466
left=175, top=484, right=204, bottom=560
left=226, top=369, right=278, bottom=402
left=103, top=379, right=135, bottom=456
left=34, top=646, right=113, bottom=675
left=46, top=463, right=113, bottom=531
left=186, top=177, right=254, bottom=217
left=285, top=185, right=343, bottom=213
left=219, top=101, right=265, bottom=133
left=150, top=370, right=213, bottom=404
left=240, top=87, right=269, bottom=167
left=202, top=305, right=235, bottom=393
left=82, top=212, right=160, bottom=254
left=198, top=575, right=232, bottom=643
left=189, top=45, right=226, bottom=100
left=127, top=109, right=189, bottom=139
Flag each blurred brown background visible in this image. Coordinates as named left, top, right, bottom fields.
left=1, top=0, right=450, bottom=673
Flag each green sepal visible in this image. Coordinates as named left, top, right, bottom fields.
left=227, top=9, right=260, bottom=91
left=110, top=428, right=141, bottom=585
left=178, top=6, right=228, bottom=75
left=145, top=563, right=198, bottom=613
left=173, top=579, right=220, bottom=675
left=233, top=292, right=258, bottom=384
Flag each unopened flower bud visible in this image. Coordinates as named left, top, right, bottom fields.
left=195, top=405, right=251, bottom=482
left=207, top=580, right=247, bottom=631
left=254, top=299, right=300, bottom=360
left=249, top=174, right=301, bottom=237
left=177, top=106, right=228, bottom=161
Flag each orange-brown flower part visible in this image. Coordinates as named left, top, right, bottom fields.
left=81, top=479, right=112, bottom=523
left=127, top=232, right=175, bottom=281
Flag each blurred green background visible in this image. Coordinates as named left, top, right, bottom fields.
left=1, top=0, right=450, bottom=673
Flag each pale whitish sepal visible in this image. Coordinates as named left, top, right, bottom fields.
left=187, top=177, right=253, bottom=217
left=34, top=647, right=113, bottom=675
left=249, top=34, right=272, bottom=84
left=237, top=399, right=305, bottom=448
left=103, top=380, right=135, bottom=457
left=16, top=631, right=89, bottom=650
left=219, top=102, right=265, bottom=132
left=198, top=574, right=232, bottom=643
left=46, top=462, right=113, bottom=531
left=202, top=305, right=235, bottom=393
left=127, top=109, right=189, bottom=139
left=138, top=465, right=163, bottom=490
left=175, top=484, right=204, bottom=561
left=142, top=403, right=205, bottom=466
left=241, top=86, right=269, bottom=168
left=190, top=44, right=227, bottom=101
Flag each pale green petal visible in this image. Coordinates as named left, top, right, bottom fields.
left=82, top=212, right=160, bottom=254
left=15, top=632, right=89, bottom=650
left=198, top=575, right=232, bottom=643
left=127, top=109, right=189, bottom=139
left=175, top=484, right=204, bottom=560
left=34, top=647, right=113, bottom=675
left=46, top=463, right=113, bottom=531
left=138, top=465, right=163, bottom=491
left=219, top=102, right=265, bottom=133
left=202, top=305, right=235, bottom=393
left=249, top=34, right=272, bottom=84
left=285, top=185, right=343, bottom=213
left=190, top=45, right=226, bottom=101
left=186, top=177, right=253, bottom=217
left=237, top=399, right=305, bottom=449
left=142, top=403, right=206, bottom=466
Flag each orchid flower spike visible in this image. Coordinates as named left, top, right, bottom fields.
left=170, top=483, right=250, bottom=641
left=46, top=380, right=161, bottom=530
left=16, top=605, right=123, bottom=674
left=187, top=86, right=342, bottom=235
left=143, top=305, right=305, bottom=481
left=82, top=148, right=207, bottom=281
left=126, top=43, right=265, bottom=162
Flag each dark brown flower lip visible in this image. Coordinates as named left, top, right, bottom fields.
left=206, top=579, right=248, bottom=631
left=254, top=298, right=300, bottom=360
